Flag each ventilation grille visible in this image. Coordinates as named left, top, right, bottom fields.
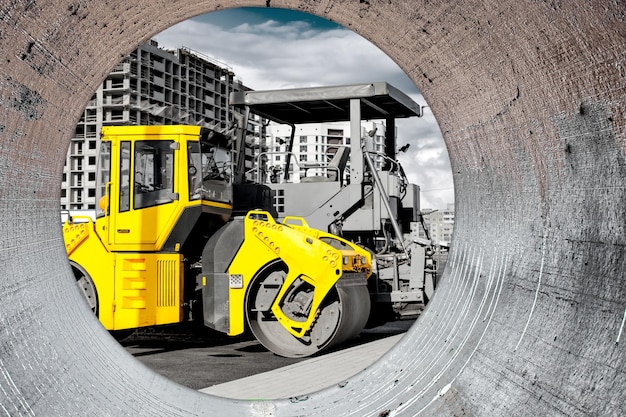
left=157, top=259, right=176, bottom=307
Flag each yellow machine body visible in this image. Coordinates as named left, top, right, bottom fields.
left=63, top=125, right=231, bottom=331
left=63, top=125, right=372, bottom=356
left=222, top=211, right=372, bottom=337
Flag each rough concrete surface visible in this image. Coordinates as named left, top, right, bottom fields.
left=0, top=0, right=624, bottom=416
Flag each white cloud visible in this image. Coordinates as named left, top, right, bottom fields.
left=154, top=14, right=454, bottom=209
left=396, top=108, right=454, bottom=209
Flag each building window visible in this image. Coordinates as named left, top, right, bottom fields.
left=89, top=140, right=97, bottom=150
left=88, top=172, right=96, bottom=181
left=299, top=136, right=307, bottom=143
left=300, top=145, right=307, bottom=153
left=299, top=154, right=307, bottom=162
left=88, top=189, right=96, bottom=198
left=88, top=156, right=96, bottom=165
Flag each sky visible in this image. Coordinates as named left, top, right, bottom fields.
left=153, top=7, right=454, bottom=209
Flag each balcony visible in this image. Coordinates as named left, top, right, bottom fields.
left=110, top=62, right=130, bottom=74
left=102, top=95, right=128, bottom=107
left=102, top=79, right=127, bottom=91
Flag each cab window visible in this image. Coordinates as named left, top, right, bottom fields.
left=95, top=141, right=111, bottom=218
left=133, top=140, right=175, bottom=210
left=120, top=141, right=131, bottom=212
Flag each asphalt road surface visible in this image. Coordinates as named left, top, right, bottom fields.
left=120, top=318, right=416, bottom=391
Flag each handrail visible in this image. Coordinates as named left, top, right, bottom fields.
left=265, top=144, right=352, bottom=182
left=363, top=150, right=409, bottom=194
left=251, top=151, right=343, bottom=184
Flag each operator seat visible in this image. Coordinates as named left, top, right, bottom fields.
left=301, top=146, right=350, bottom=184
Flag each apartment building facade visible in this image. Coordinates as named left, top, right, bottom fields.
left=61, top=40, right=262, bottom=211
left=420, top=203, right=455, bottom=246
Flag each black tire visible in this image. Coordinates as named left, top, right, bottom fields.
left=70, top=262, right=99, bottom=317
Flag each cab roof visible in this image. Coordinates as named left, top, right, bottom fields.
left=101, top=125, right=203, bottom=138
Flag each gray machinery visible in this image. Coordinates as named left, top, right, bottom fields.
left=230, top=82, right=438, bottom=319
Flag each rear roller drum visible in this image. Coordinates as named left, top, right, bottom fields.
left=246, top=267, right=371, bottom=358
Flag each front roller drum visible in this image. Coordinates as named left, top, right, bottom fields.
left=247, top=270, right=371, bottom=358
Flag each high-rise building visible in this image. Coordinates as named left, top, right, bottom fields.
left=419, top=203, right=455, bottom=245
left=60, top=40, right=261, bottom=211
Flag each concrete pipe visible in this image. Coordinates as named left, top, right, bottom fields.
left=0, top=1, right=624, bottom=416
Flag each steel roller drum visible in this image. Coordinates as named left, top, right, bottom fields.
left=248, top=270, right=371, bottom=358
left=0, top=1, right=624, bottom=416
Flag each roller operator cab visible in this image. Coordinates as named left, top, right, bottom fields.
left=63, top=125, right=373, bottom=358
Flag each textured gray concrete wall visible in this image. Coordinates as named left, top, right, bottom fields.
left=0, top=1, right=624, bottom=416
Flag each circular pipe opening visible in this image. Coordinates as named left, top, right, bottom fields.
left=0, top=2, right=624, bottom=416
left=60, top=8, right=453, bottom=398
